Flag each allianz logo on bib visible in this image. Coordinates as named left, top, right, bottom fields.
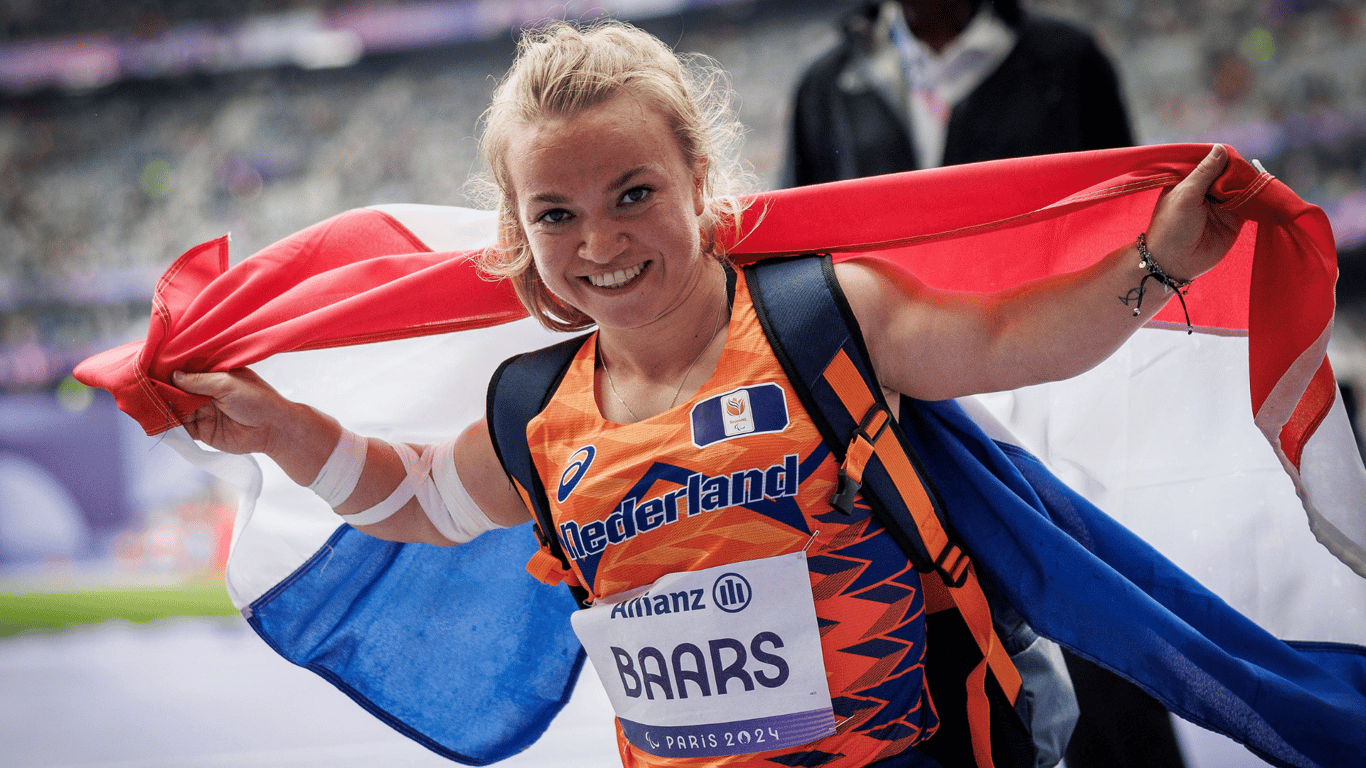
left=610, top=571, right=753, bottom=620
left=691, top=383, right=788, bottom=447
left=713, top=572, right=752, bottom=613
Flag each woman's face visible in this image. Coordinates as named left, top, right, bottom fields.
left=504, top=92, right=710, bottom=333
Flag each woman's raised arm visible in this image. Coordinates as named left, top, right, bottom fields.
left=173, top=369, right=531, bottom=544
left=838, top=144, right=1243, bottom=401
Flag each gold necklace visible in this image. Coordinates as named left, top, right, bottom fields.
left=602, top=303, right=727, bottom=421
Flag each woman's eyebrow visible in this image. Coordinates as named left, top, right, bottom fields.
left=528, top=191, right=570, bottom=205
left=607, top=165, right=656, bottom=191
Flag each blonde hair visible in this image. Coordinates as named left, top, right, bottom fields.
left=470, top=20, right=754, bottom=331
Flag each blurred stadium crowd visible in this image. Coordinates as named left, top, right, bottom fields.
left=1, top=0, right=1364, bottom=390
left=0, top=0, right=1363, bottom=570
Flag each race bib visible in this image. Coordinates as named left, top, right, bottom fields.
left=570, top=552, right=835, bottom=758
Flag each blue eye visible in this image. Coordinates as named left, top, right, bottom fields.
left=538, top=208, right=572, bottom=224
left=621, top=186, right=652, bottom=205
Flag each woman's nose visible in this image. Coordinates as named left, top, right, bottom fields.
left=579, top=220, right=627, bottom=263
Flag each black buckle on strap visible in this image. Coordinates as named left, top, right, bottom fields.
left=830, top=468, right=860, bottom=516
left=855, top=403, right=891, bottom=445
left=830, top=404, right=892, bottom=516
left=934, top=543, right=970, bottom=589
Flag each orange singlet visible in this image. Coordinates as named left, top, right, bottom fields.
left=526, top=272, right=937, bottom=767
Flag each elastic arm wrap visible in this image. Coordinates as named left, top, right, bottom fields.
left=307, top=427, right=367, bottom=507
left=312, top=429, right=501, bottom=542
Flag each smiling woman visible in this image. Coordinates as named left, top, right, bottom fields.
left=469, top=21, right=755, bottom=335
left=154, top=17, right=1328, bottom=768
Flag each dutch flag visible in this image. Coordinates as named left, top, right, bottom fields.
left=75, top=145, right=1366, bottom=767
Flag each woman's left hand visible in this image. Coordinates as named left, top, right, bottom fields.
left=1143, top=144, right=1244, bottom=280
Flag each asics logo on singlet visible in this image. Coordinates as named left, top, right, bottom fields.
left=558, top=446, right=595, bottom=502
left=557, top=454, right=800, bottom=562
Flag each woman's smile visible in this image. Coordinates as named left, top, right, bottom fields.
left=586, top=260, right=649, bottom=289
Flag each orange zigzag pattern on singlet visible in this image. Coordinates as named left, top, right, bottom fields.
left=527, top=273, right=935, bottom=767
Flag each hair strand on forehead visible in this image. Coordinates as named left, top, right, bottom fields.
left=467, top=19, right=756, bottom=332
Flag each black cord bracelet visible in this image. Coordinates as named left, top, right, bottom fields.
left=1120, top=233, right=1194, bottom=334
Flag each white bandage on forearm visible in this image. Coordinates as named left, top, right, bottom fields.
left=308, top=428, right=368, bottom=507
left=333, top=438, right=502, bottom=543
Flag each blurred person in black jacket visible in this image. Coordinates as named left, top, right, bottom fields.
left=784, top=3, right=1185, bottom=768
left=782, top=0, right=1133, bottom=184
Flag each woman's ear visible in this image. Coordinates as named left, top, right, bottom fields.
left=692, top=158, right=708, bottom=216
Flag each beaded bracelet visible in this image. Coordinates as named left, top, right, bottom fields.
left=1120, top=233, right=1194, bottom=334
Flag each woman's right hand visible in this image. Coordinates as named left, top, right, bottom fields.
left=173, top=368, right=294, bottom=456
left=174, top=368, right=533, bottom=541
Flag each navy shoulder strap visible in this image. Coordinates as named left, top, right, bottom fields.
left=486, top=331, right=592, bottom=607
left=744, top=253, right=951, bottom=573
left=747, top=253, right=1034, bottom=768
